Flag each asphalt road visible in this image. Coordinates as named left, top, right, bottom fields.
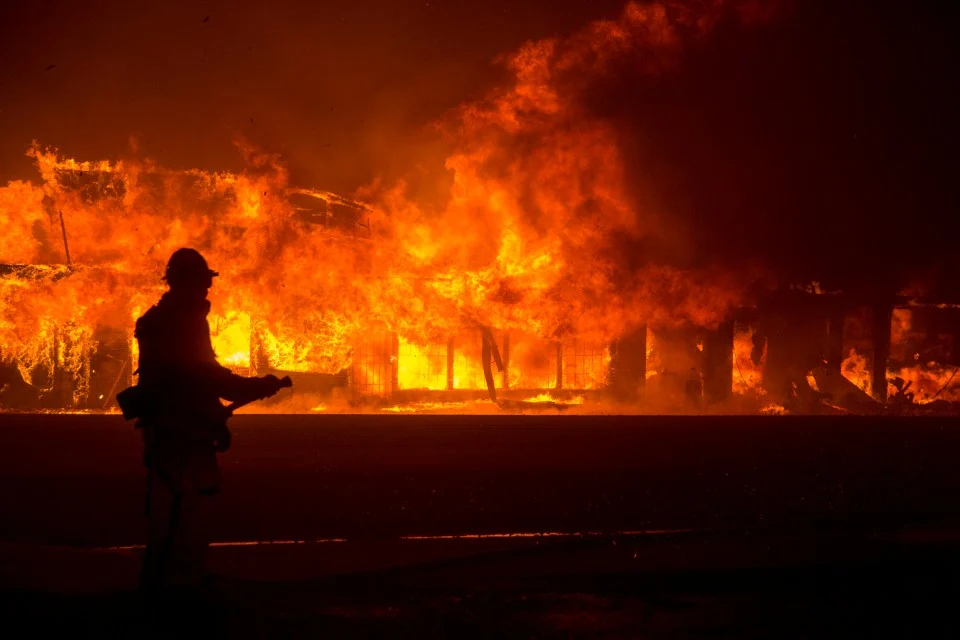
left=1, top=414, right=959, bottom=547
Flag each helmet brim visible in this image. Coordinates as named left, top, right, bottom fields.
left=163, top=269, right=219, bottom=281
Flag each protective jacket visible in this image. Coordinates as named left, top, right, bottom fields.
left=134, top=290, right=265, bottom=492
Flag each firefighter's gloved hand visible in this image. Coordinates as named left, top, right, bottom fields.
left=256, top=374, right=286, bottom=398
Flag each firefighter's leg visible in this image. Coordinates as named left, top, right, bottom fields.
left=161, top=450, right=219, bottom=591
left=164, top=488, right=213, bottom=590
left=140, top=468, right=176, bottom=595
left=148, top=442, right=219, bottom=595
left=173, top=449, right=220, bottom=590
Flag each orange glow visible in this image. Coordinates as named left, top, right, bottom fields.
left=210, top=311, right=252, bottom=370
left=397, top=338, right=447, bottom=391
left=452, top=333, right=486, bottom=390
left=382, top=401, right=472, bottom=413
left=506, top=334, right=556, bottom=390
left=0, top=2, right=791, bottom=414
left=524, top=393, right=585, bottom=405
left=759, top=403, right=788, bottom=415
left=732, top=323, right=765, bottom=396
left=886, top=364, right=960, bottom=404
left=841, top=348, right=872, bottom=398
left=886, top=307, right=960, bottom=404
left=645, top=327, right=660, bottom=380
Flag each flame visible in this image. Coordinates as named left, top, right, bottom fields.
left=841, top=348, right=872, bottom=397
left=732, top=323, right=765, bottom=395
left=0, top=2, right=779, bottom=413
left=645, top=326, right=661, bottom=380
left=210, top=311, right=252, bottom=369
left=524, top=393, right=585, bottom=405
left=887, top=363, right=960, bottom=404
left=886, top=307, right=960, bottom=404
left=382, top=401, right=471, bottom=413
left=397, top=338, right=447, bottom=391
left=759, top=403, right=788, bottom=415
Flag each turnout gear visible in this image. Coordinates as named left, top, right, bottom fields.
left=119, top=249, right=289, bottom=599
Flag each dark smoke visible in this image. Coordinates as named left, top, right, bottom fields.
left=591, top=0, right=959, bottom=296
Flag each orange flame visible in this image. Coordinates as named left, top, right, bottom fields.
left=0, top=2, right=780, bottom=412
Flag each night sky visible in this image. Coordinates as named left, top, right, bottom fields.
left=1, top=0, right=957, bottom=296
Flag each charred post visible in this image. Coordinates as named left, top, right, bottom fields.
left=608, top=326, right=646, bottom=401
left=480, top=328, right=503, bottom=403
left=703, top=320, right=734, bottom=404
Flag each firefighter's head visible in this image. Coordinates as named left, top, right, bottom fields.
left=164, top=248, right=218, bottom=293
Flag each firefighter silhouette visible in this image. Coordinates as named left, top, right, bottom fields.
left=132, top=248, right=286, bottom=600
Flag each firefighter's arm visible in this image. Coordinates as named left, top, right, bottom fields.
left=196, top=321, right=285, bottom=402
left=204, top=364, right=285, bottom=403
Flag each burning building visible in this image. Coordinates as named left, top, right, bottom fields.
left=0, top=145, right=700, bottom=413
left=2, top=145, right=957, bottom=415
left=0, top=151, right=620, bottom=413
left=1, top=2, right=958, bottom=415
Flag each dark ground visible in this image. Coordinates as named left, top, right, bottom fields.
left=1, top=414, right=959, bottom=637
